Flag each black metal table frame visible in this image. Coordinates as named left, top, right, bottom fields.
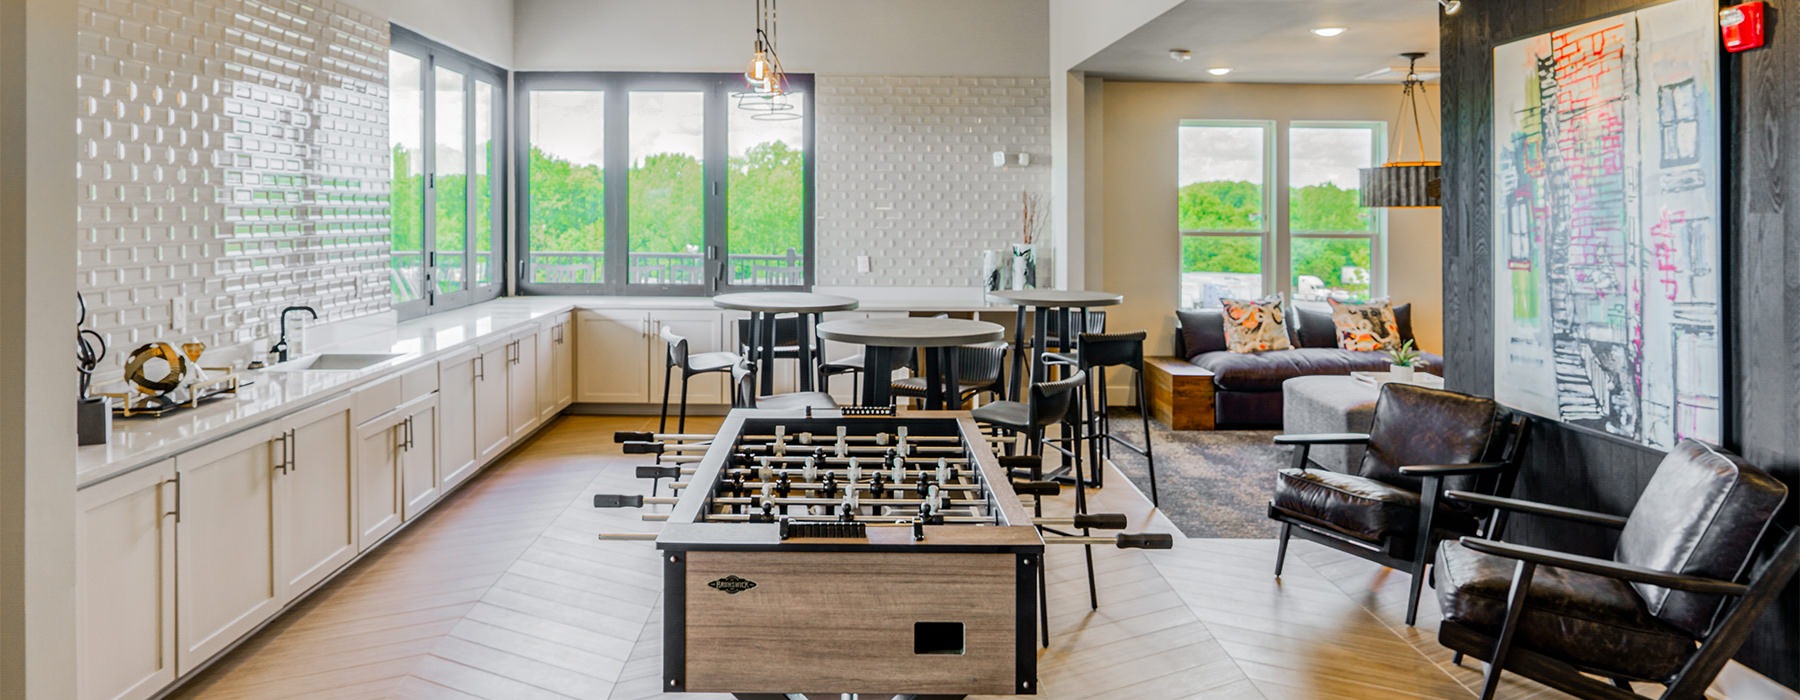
left=743, top=310, right=823, bottom=396
left=1007, top=305, right=1100, bottom=401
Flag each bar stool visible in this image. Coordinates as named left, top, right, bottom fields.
left=730, top=361, right=838, bottom=412
left=735, top=316, right=811, bottom=389
left=1045, top=331, right=1159, bottom=506
left=661, top=327, right=740, bottom=433
left=891, top=341, right=1008, bottom=408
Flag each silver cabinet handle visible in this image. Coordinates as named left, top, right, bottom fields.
left=405, top=416, right=416, bottom=450
left=164, top=473, right=182, bottom=523
left=475, top=354, right=486, bottom=380
left=273, top=432, right=289, bottom=474
left=286, top=429, right=297, bottom=472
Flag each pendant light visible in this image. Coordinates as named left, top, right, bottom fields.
left=733, top=0, right=800, bottom=120
left=1359, top=52, right=1442, bottom=207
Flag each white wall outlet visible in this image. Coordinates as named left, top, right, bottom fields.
left=169, top=299, right=186, bottom=331
left=856, top=255, right=872, bottom=273
left=992, top=151, right=1007, bottom=168
left=1017, top=152, right=1031, bottom=167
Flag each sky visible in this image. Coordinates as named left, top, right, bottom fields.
left=1178, top=124, right=1379, bottom=189
left=526, top=88, right=806, bottom=168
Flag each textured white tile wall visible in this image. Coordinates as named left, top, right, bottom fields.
left=815, top=76, right=1050, bottom=287
left=75, top=0, right=391, bottom=361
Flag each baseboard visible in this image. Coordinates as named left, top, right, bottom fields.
left=566, top=403, right=731, bottom=417
left=1711, top=661, right=1798, bottom=699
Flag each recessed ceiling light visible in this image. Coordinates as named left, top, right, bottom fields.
left=1169, top=49, right=1193, bottom=62
left=1207, top=67, right=1232, bottom=76
left=1311, top=27, right=1348, bottom=37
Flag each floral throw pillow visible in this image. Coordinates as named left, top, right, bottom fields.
left=1328, top=298, right=1402, bottom=352
left=1220, top=295, right=1293, bottom=353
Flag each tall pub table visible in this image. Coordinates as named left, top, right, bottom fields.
left=986, top=289, right=1124, bottom=399
left=712, top=292, right=860, bottom=395
left=815, top=317, right=1006, bottom=410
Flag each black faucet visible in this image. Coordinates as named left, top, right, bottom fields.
left=271, top=305, right=318, bottom=363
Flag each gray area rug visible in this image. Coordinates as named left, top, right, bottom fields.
left=1102, top=409, right=1283, bottom=539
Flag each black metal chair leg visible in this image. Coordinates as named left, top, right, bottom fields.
left=659, top=364, right=674, bottom=433
left=678, top=374, right=692, bottom=434
left=1138, top=370, right=1159, bottom=507
left=1274, top=522, right=1292, bottom=576
left=1479, top=560, right=1537, bottom=700
left=1452, top=651, right=1464, bottom=666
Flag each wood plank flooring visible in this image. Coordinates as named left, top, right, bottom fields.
left=170, top=415, right=1613, bottom=699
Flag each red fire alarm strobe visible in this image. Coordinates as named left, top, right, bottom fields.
left=1721, top=2, right=1766, bottom=53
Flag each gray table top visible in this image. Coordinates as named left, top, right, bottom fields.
left=711, top=292, right=860, bottom=313
left=986, top=289, right=1123, bottom=308
left=816, top=317, right=1005, bottom=347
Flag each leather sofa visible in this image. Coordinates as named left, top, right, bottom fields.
left=1175, top=304, right=1444, bottom=428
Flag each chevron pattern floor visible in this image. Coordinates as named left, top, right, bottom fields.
left=170, top=415, right=1585, bottom=699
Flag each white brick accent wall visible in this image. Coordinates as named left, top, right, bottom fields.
left=75, top=0, right=391, bottom=360
left=815, top=76, right=1050, bottom=287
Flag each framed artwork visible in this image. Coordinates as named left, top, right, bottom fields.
left=1491, top=0, right=1721, bottom=449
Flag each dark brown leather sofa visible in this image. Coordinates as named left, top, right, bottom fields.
left=1174, top=304, right=1444, bottom=428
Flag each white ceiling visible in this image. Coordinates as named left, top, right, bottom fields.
left=1075, top=0, right=1441, bottom=83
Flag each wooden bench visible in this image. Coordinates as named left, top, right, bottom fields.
left=1145, top=356, right=1215, bottom=430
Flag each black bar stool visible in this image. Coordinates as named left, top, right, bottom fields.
left=1046, top=331, right=1159, bottom=505
left=660, top=327, right=740, bottom=433
left=735, top=316, right=813, bottom=392
left=891, top=341, right=1008, bottom=408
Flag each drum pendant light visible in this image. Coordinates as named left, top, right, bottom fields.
left=1359, top=52, right=1442, bottom=208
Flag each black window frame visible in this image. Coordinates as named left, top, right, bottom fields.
left=513, top=71, right=816, bottom=297
left=389, top=25, right=508, bottom=320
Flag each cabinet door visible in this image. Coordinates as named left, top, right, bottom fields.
left=552, top=315, right=574, bottom=409
left=175, top=425, right=280, bottom=674
left=575, top=310, right=652, bottom=403
left=656, top=310, right=730, bottom=405
left=508, top=332, right=540, bottom=441
left=354, top=413, right=404, bottom=550
left=438, top=351, right=480, bottom=491
left=474, top=342, right=511, bottom=463
left=76, top=460, right=176, bottom=700
left=401, top=399, right=440, bottom=519
left=537, top=319, right=559, bottom=422
left=277, top=395, right=358, bottom=597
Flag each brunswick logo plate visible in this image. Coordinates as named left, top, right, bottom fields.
left=707, top=575, right=757, bottom=595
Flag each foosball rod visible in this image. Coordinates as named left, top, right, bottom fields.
left=737, top=433, right=964, bottom=444
left=612, top=431, right=716, bottom=443
left=596, top=532, right=659, bottom=541
left=668, top=478, right=988, bottom=492
left=1044, top=533, right=1176, bottom=549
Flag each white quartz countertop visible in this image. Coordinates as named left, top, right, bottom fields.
left=75, top=292, right=1022, bottom=488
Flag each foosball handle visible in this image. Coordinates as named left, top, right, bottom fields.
left=593, top=494, right=646, bottom=508
left=636, top=466, right=682, bottom=480
left=622, top=441, right=663, bottom=455
left=613, top=431, right=654, bottom=443
left=1073, top=513, right=1128, bottom=530
left=1116, top=533, right=1175, bottom=550
left=1012, top=481, right=1062, bottom=497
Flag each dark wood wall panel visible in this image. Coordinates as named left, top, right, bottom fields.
left=1439, top=0, right=1799, bottom=688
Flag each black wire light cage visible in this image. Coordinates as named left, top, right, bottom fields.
left=731, top=0, right=802, bottom=121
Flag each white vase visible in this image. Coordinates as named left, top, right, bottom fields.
left=1389, top=364, right=1415, bottom=383
left=980, top=250, right=1006, bottom=293
left=1011, top=243, right=1038, bottom=289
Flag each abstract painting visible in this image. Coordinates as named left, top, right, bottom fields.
left=1491, top=0, right=1721, bottom=449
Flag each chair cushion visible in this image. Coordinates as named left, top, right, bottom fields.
left=1434, top=541, right=1696, bottom=682
left=1192, top=348, right=1445, bottom=392
left=1272, top=468, right=1424, bottom=544
left=970, top=400, right=1030, bottom=431
left=1615, top=440, right=1788, bottom=637
left=687, top=351, right=741, bottom=373
left=890, top=377, right=997, bottom=399
left=1360, top=384, right=1503, bottom=492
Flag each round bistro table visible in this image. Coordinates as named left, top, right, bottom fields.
left=713, top=292, right=860, bottom=395
left=815, top=317, right=1005, bottom=410
left=986, top=289, right=1124, bottom=399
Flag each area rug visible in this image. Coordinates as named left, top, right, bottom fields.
left=1102, top=409, right=1283, bottom=539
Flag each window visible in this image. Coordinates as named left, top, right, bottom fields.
left=1178, top=121, right=1271, bottom=308
left=389, top=27, right=506, bottom=318
left=516, top=72, right=815, bottom=295
left=1177, top=120, right=1384, bottom=308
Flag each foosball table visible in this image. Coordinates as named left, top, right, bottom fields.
left=597, top=409, right=1172, bottom=699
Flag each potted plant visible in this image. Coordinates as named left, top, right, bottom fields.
left=1386, top=340, right=1420, bottom=382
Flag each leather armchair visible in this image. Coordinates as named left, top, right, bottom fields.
left=1434, top=439, right=1794, bottom=700
left=1267, top=383, right=1530, bottom=625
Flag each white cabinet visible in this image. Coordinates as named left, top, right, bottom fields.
left=275, top=396, right=357, bottom=597
left=354, top=410, right=404, bottom=550
left=174, top=424, right=281, bottom=674
left=539, top=313, right=573, bottom=421
left=506, top=330, right=540, bottom=442
left=437, top=348, right=480, bottom=492
left=401, top=397, right=439, bottom=519
left=655, top=310, right=731, bottom=406
left=474, top=340, right=511, bottom=464
left=76, top=459, right=176, bottom=700
left=576, top=310, right=654, bottom=403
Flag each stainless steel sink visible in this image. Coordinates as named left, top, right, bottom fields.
left=263, top=353, right=402, bottom=372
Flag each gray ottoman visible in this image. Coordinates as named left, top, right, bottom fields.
left=1281, top=376, right=1380, bottom=472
